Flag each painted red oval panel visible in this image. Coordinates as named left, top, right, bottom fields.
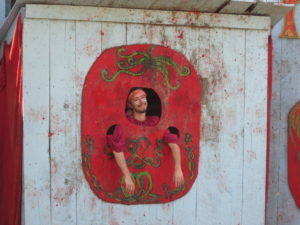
left=81, top=44, right=201, bottom=204
left=288, top=101, right=300, bottom=208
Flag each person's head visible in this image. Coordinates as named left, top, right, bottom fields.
left=127, top=88, right=147, bottom=114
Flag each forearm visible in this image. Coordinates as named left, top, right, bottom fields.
left=112, top=151, right=131, bottom=177
left=168, top=143, right=182, bottom=170
left=168, top=143, right=184, bottom=187
left=112, top=151, right=135, bottom=195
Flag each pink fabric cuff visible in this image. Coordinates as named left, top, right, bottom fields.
left=107, top=125, right=127, bottom=152
left=163, top=128, right=179, bottom=144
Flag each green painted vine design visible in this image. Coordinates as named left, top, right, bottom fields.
left=83, top=132, right=196, bottom=203
left=103, top=137, right=164, bottom=169
left=184, top=133, right=195, bottom=180
left=126, top=137, right=164, bottom=169
left=83, top=135, right=161, bottom=203
left=101, top=47, right=191, bottom=90
left=289, top=101, right=300, bottom=146
left=120, top=172, right=161, bottom=203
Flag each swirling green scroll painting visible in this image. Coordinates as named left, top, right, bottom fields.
left=83, top=133, right=196, bottom=203
left=126, top=137, right=164, bottom=169
left=103, top=137, right=164, bottom=169
left=101, top=47, right=191, bottom=90
left=120, top=172, right=161, bottom=203
left=83, top=135, right=161, bottom=203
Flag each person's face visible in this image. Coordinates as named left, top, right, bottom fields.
left=129, top=91, right=147, bottom=113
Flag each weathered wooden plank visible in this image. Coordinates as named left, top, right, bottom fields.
left=160, top=25, right=198, bottom=225
left=198, top=0, right=230, bottom=12
left=196, top=28, right=225, bottom=225
left=196, top=28, right=245, bottom=225
left=218, top=28, right=245, bottom=225
left=25, top=4, right=271, bottom=31
left=14, top=0, right=290, bottom=16
left=252, top=2, right=293, bottom=25
left=146, top=0, right=226, bottom=12
left=242, top=29, right=269, bottom=225
left=23, top=18, right=51, bottom=225
left=266, top=18, right=283, bottom=225
left=48, top=20, right=78, bottom=225
left=220, top=1, right=254, bottom=14
left=75, top=21, right=104, bottom=225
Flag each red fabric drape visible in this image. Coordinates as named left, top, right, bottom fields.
left=0, top=16, right=23, bottom=225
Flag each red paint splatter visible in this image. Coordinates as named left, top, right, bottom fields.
left=248, top=151, right=257, bottom=162
left=53, top=186, right=74, bottom=204
left=160, top=40, right=170, bottom=47
left=178, top=31, right=184, bottom=39
left=51, top=159, right=58, bottom=174
left=189, top=9, right=200, bottom=15
left=73, top=72, right=84, bottom=88
left=48, top=132, right=54, bottom=137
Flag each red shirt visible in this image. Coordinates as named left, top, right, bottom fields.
left=126, top=115, right=159, bottom=126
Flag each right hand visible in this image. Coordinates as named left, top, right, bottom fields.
left=124, top=174, right=135, bottom=196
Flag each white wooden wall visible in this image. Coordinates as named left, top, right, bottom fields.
left=267, top=4, right=300, bottom=225
left=22, top=5, right=270, bottom=225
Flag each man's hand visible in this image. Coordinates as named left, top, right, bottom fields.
left=173, top=168, right=184, bottom=188
left=112, top=151, right=135, bottom=195
left=168, top=143, right=184, bottom=188
left=124, top=174, right=135, bottom=196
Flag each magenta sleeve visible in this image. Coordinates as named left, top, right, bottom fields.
left=106, top=125, right=127, bottom=152
left=163, top=128, right=179, bottom=144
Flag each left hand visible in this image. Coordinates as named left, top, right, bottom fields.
left=173, top=168, right=184, bottom=188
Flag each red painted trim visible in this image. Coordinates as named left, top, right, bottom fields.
left=265, top=35, right=272, bottom=225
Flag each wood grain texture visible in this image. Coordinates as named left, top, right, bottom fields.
left=14, top=0, right=291, bottom=19
left=25, top=4, right=271, bottom=31
left=266, top=17, right=283, bottom=225
left=242, top=29, right=268, bottom=225
left=23, top=18, right=51, bottom=225
left=49, top=20, right=77, bottom=225
left=75, top=21, right=104, bottom=225
left=220, top=1, right=254, bottom=14
left=21, top=5, right=270, bottom=225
